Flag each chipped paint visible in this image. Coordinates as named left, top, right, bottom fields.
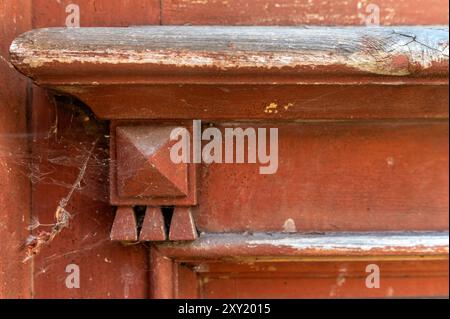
left=386, top=156, right=395, bottom=167
left=157, top=232, right=449, bottom=260
left=10, top=26, right=449, bottom=77
left=264, top=102, right=278, bottom=114
left=283, top=103, right=293, bottom=110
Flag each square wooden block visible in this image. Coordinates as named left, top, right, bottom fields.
left=110, top=122, right=197, bottom=206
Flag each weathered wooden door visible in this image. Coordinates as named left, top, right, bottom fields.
left=1, top=1, right=448, bottom=299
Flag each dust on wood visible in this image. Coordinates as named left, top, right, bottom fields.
left=23, top=139, right=98, bottom=262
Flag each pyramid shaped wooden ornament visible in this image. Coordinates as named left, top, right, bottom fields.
left=116, top=126, right=188, bottom=198
left=110, top=123, right=197, bottom=206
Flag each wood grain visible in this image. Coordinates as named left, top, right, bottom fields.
left=162, top=232, right=449, bottom=298
left=194, top=260, right=449, bottom=298
left=2, top=0, right=448, bottom=299
left=10, top=26, right=449, bottom=85
left=28, top=0, right=158, bottom=299
left=158, top=232, right=449, bottom=259
left=150, top=246, right=174, bottom=299
left=30, top=88, right=149, bottom=298
left=62, top=84, right=449, bottom=120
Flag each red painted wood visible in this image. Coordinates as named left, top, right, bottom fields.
left=30, top=89, right=148, bottom=298
left=0, top=0, right=32, bottom=299
left=2, top=0, right=448, bottom=299
left=110, top=207, right=138, bottom=241
left=195, top=122, right=449, bottom=232
left=176, top=264, right=198, bottom=299
left=150, top=246, right=174, bottom=299
left=159, top=241, right=449, bottom=298
left=139, top=207, right=167, bottom=241
left=28, top=0, right=159, bottom=299
left=10, top=27, right=448, bottom=122
left=162, top=0, right=449, bottom=26
left=169, top=207, right=198, bottom=241
left=53, top=84, right=449, bottom=121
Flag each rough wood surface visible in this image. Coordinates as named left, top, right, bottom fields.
left=10, top=26, right=449, bottom=85
left=169, top=207, right=198, bottom=241
left=150, top=246, right=174, bottom=299
left=139, top=207, right=167, bottom=241
left=4, top=1, right=449, bottom=299
left=30, top=89, right=148, bottom=298
left=157, top=231, right=449, bottom=259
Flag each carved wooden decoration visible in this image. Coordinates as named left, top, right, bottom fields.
left=8, top=26, right=449, bottom=298
left=115, top=126, right=188, bottom=198
left=139, top=207, right=167, bottom=241
left=169, top=207, right=198, bottom=241
left=110, top=123, right=197, bottom=207
left=110, top=206, right=138, bottom=241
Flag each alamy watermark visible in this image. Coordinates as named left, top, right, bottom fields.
left=65, top=263, right=80, bottom=289
left=65, top=4, right=80, bottom=27
left=358, top=2, right=381, bottom=26
left=169, top=120, right=279, bottom=175
left=365, top=264, right=381, bottom=288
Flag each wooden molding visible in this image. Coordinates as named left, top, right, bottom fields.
left=8, top=26, right=449, bottom=255
left=150, top=231, right=449, bottom=298
left=110, top=206, right=138, bottom=241
left=10, top=26, right=449, bottom=84
left=9, top=26, right=449, bottom=120
left=156, top=231, right=449, bottom=260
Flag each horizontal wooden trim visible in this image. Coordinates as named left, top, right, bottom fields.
left=10, top=26, right=449, bottom=86
left=156, top=231, right=449, bottom=260
left=65, top=85, right=448, bottom=120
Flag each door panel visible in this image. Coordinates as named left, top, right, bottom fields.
left=188, top=260, right=449, bottom=298
left=3, top=0, right=448, bottom=299
left=196, top=122, right=449, bottom=232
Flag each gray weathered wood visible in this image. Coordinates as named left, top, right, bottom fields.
left=10, top=26, right=449, bottom=84
left=157, top=231, right=450, bottom=259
